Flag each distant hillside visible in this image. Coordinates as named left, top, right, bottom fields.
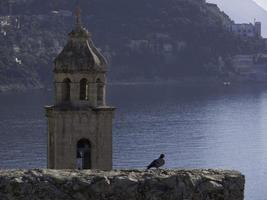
left=208, top=0, right=267, bottom=36
left=0, top=0, right=264, bottom=91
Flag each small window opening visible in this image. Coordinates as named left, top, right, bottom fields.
left=80, top=78, right=88, bottom=100
left=62, top=78, right=71, bottom=102
left=76, top=139, right=91, bottom=169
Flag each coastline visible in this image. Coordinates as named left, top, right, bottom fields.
left=1, top=77, right=267, bottom=93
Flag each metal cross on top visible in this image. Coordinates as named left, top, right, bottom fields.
left=75, top=6, right=82, bottom=25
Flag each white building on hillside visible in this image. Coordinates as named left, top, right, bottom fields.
left=231, top=22, right=261, bottom=38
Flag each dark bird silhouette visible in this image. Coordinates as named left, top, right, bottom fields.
left=147, top=154, right=165, bottom=169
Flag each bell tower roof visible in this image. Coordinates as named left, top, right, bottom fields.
left=54, top=7, right=107, bottom=73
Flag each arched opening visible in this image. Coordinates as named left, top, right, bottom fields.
left=76, top=139, right=91, bottom=169
left=80, top=78, right=88, bottom=100
left=96, top=79, right=104, bottom=106
left=62, top=78, right=71, bottom=102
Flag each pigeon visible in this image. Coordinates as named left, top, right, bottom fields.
left=147, top=154, right=165, bottom=169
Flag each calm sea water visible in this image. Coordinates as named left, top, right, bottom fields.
left=0, top=84, right=267, bottom=199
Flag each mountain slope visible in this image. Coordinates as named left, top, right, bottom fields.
left=0, top=0, right=263, bottom=91
left=208, top=0, right=267, bottom=36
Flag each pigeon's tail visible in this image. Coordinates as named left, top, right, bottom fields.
left=147, top=165, right=151, bottom=170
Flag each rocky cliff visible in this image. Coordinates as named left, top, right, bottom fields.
left=0, top=169, right=244, bottom=200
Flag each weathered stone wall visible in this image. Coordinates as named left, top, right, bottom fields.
left=0, top=169, right=244, bottom=200
left=45, top=108, right=114, bottom=170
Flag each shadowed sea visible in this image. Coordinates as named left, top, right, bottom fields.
left=0, top=84, right=267, bottom=200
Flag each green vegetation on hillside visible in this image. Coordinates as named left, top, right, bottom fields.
left=0, top=0, right=264, bottom=90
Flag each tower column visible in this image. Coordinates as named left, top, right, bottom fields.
left=97, top=82, right=105, bottom=106
left=70, top=82, right=80, bottom=102
left=89, top=82, right=97, bottom=106
left=102, top=84, right=106, bottom=106
left=55, top=82, right=62, bottom=104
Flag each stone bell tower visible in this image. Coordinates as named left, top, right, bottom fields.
left=45, top=8, right=115, bottom=170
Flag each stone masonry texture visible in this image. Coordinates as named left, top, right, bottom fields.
left=0, top=169, right=244, bottom=200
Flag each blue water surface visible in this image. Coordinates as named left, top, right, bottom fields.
left=0, top=84, right=267, bottom=199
